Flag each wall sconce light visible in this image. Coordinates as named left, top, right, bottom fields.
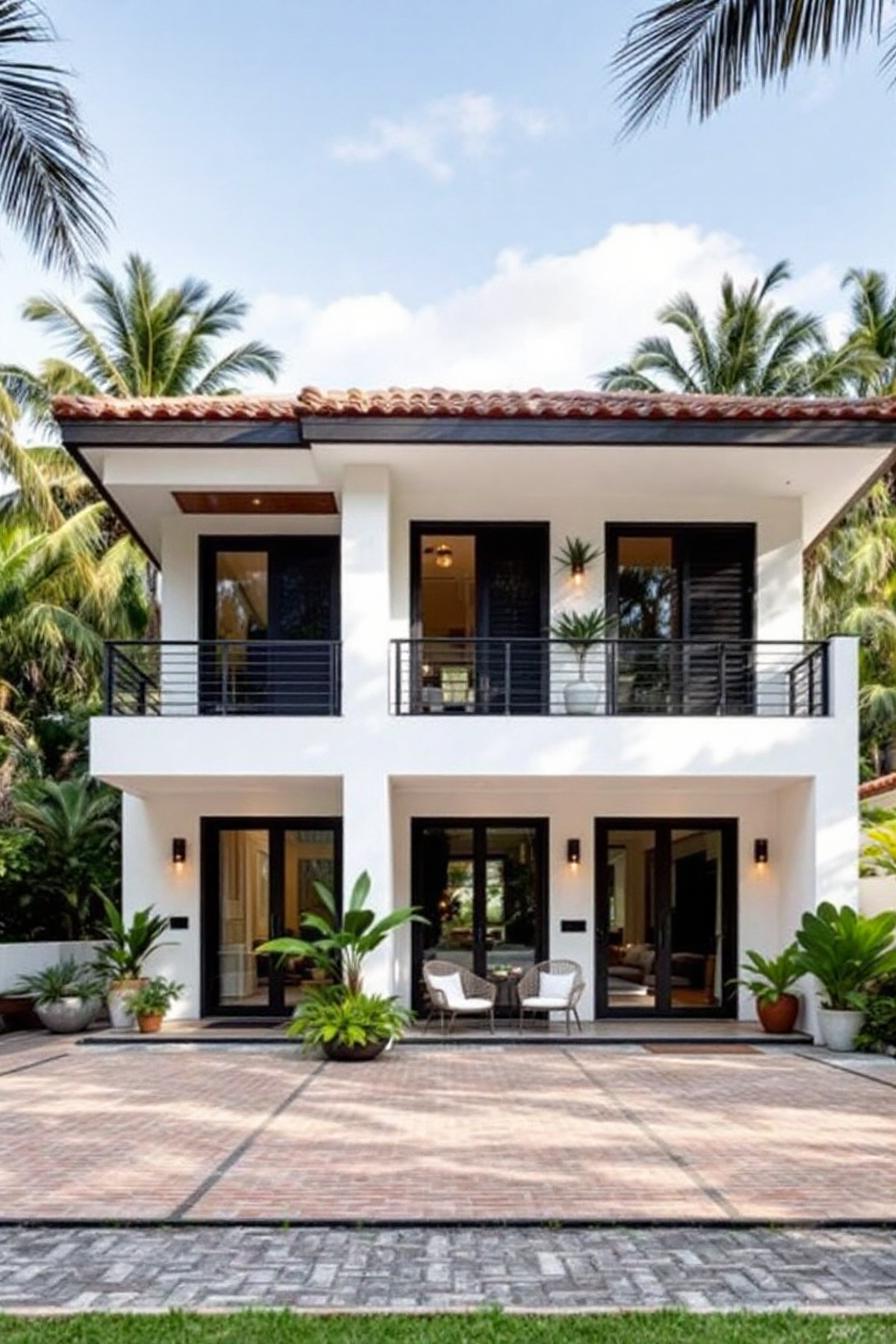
left=571, top=562, right=585, bottom=587
left=754, top=838, right=769, bottom=866
left=172, top=837, right=187, bottom=866
left=567, top=838, right=581, bottom=866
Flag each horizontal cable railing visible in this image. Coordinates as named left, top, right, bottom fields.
left=104, top=640, right=342, bottom=716
left=389, top=638, right=829, bottom=717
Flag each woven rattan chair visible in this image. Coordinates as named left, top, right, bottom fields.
left=517, top=959, right=585, bottom=1035
left=422, top=959, right=497, bottom=1035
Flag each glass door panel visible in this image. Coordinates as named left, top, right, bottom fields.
left=217, top=828, right=270, bottom=1009
left=670, top=828, right=723, bottom=1010
left=595, top=819, right=735, bottom=1017
left=602, top=828, right=660, bottom=1012
left=282, top=828, right=338, bottom=1006
left=413, top=820, right=545, bottom=1015
left=417, top=826, right=477, bottom=978
left=418, top=535, right=477, bottom=712
left=205, top=819, right=340, bottom=1015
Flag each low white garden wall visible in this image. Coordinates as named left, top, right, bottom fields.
left=859, top=877, right=896, bottom=920
left=0, top=941, right=104, bottom=994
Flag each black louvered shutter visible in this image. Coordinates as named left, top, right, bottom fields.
left=478, top=528, right=546, bottom=713
left=680, top=529, right=754, bottom=714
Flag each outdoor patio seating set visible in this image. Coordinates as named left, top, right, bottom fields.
left=422, top=958, right=585, bottom=1035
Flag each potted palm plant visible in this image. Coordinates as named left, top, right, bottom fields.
left=256, top=870, right=426, bottom=1061
left=93, top=898, right=172, bottom=1029
left=126, top=977, right=183, bottom=1034
left=15, top=958, right=104, bottom=1034
left=795, top=903, right=896, bottom=1052
left=551, top=608, right=614, bottom=714
left=731, top=945, right=802, bottom=1034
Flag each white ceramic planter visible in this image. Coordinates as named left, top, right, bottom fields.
left=107, top=979, right=146, bottom=1030
left=564, top=679, right=599, bottom=715
left=36, top=997, right=101, bottom=1034
left=817, top=1006, right=864, bottom=1052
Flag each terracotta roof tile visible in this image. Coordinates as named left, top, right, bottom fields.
left=860, top=773, right=896, bottom=801
left=52, top=394, right=298, bottom=422
left=297, top=386, right=896, bottom=422
left=52, top=386, right=896, bottom=424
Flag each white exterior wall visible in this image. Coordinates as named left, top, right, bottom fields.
left=98, top=460, right=859, bottom=1029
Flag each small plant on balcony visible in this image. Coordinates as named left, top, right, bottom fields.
left=551, top=608, right=614, bottom=715
left=554, top=536, right=600, bottom=585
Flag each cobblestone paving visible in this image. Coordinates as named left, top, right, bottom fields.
left=2, top=1042, right=896, bottom=1222
left=2, top=1225, right=896, bottom=1312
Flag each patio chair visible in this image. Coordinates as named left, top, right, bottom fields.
left=422, top=960, right=496, bottom=1034
left=517, top=959, right=585, bottom=1035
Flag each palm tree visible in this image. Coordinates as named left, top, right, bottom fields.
left=614, top=1, right=890, bottom=134
left=6, top=253, right=282, bottom=426
left=13, top=777, right=119, bottom=937
left=840, top=269, right=896, bottom=395
left=807, top=480, right=896, bottom=774
left=0, top=1, right=108, bottom=270
left=599, top=261, right=868, bottom=395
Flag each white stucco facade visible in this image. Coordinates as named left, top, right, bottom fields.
left=62, top=405, right=881, bottom=1034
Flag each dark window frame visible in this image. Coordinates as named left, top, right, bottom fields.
left=198, top=534, right=341, bottom=643
left=593, top=816, right=738, bottom=1020
left=604, top=522, right=756, bottom=640
left=200, top=815, right=343, bottom=1018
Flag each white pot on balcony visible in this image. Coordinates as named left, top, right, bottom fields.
left=564, top=678, right=599, bottom=715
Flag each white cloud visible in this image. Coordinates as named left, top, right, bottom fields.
left=251, top=222, right=842, bottom=391
left=331, top=91, right=554, bottom=181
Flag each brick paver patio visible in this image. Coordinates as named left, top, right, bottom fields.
left=2, top=1038, right=896, bottom=1224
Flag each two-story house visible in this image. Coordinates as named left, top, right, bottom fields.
left=54, top=386, right=891, bottom=1031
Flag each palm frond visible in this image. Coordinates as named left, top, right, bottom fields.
left=0, top=0, right=109, bottom=271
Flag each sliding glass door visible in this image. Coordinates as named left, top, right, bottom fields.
left=411, top=819, right=547, bottom=1015
left=594, top=819, right=736, bottom=1017
left=202, top=818, right=341, bottom=1015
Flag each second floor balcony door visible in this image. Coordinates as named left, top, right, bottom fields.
left=606, top=524, right=755, bottom=715
left=412, top=523, right=548, bottom=714
left=200, top=536, right=340, bottom=715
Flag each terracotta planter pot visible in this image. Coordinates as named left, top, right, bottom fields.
left=136, top=1012, right=163, bottom=1034
left=322, top=1037, right=388, bottom=1062
left=757, top=993, right=800, bottom=1034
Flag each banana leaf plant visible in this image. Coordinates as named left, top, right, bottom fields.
left=255, top=870, right=427, bottom=995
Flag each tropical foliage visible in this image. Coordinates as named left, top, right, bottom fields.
left=256, top=870, right=426, bottom=996
left=614, top=1, right=891, bottom=134
left=15, top=956, right=103, bottom=1004
left=599, top=261, right=869, bottom=395
left=5, top=253, right=282, bottom=427
left=854, top=974, right=896, bottom=1052
left=732, top=946, right=803, bottom=1005
left=285, top=987, right=413, bottom=1051
left=794, top=903, right=896, bottom=1010
left=126, top=976, right=183, bottom=1018
left=93, top=897, right=171, bottom=982
left=0, top=1, right=108, bottom=271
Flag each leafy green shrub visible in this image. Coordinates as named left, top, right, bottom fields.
left=93, top=897, right=171, bottom=982
left=855, top=974, right=896, bottom=1052
left=15, top=957, right=103, bottom=1004
left=731, top=945, right=802, bottom=1004
left=286, top=988, right=413, bottom=1052
left=794, top=903, right=896, bottom=1009
left=126, top=977, right=183, bottom=1018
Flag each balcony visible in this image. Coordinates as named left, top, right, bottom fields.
left=104, top=640, right=342, bottom=716
left=389, top=639, right=829, bottom=718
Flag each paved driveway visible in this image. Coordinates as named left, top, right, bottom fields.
left=2, top=1038, right=896, bottom=1222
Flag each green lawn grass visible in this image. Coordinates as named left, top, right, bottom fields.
left=0, top=1313, right=894, bottom=1343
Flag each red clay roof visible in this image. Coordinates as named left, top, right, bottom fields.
left=52, top=387, right=896, bottom=424
left=860, top=773, right=896, bottom=801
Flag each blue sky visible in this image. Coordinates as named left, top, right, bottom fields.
left=2, top=0, right=894, bottom=390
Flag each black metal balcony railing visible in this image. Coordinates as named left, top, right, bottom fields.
left=389, top=638, right=829, bottom=717
left=104, top=640, right=342, bottom=716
